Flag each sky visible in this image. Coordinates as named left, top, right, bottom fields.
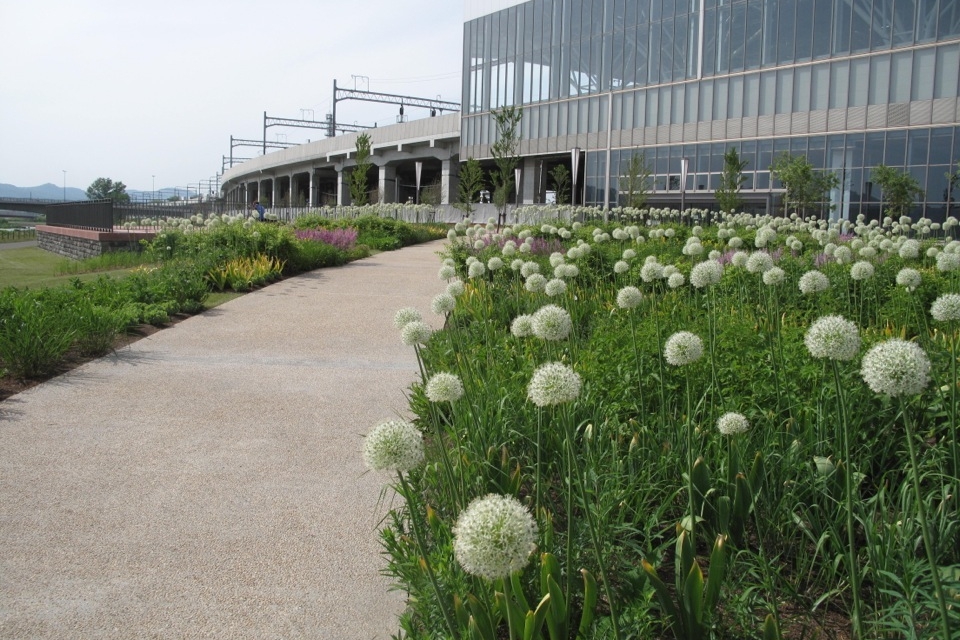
left=0, top=0, right=464, bottom=194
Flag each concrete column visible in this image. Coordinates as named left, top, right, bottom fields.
left=522, top=157, right=538, bottom=204
left=336, top=168, right=349, bottom=206
left=441, top=159, right=457, bottom=205
left=379, top=165, right=397, bottom=203
left=309, top=171, right=315, bottom=207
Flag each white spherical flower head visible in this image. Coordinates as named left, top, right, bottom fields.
left=861, top=339, right=931, bottom=397
left=936, top=252, right=960, bottom=272
left=716, top=412, right=749, bottom=436
left=895, top=268, right=922, bottom=292
left=850, top=261, right=875, bottom=281
left=488, top=257, right=504, bottom=271
left=438, top=264, right=457, bottom=280
left=468, top=261, right=487, bottom=278
left=731, top=251, right=749, bottom=268
left=930, top=294, right=960, bottom=322
left=622, top=249, right=637, bottom=260
left=549, top=252, right=565, bottom=267
left=833, top=246, right=853, bottom=264
left=394, top=307, right=422, bottom=329
left=362, top=420, right=424, bottom=472
left=640, top=261, right=664, bottom=282
left=502, top=244, right=517, bottom=257
left=762, top=266, right=786, bottom=286
left=668, top=272, right=686, bottom=289
left=560, top=264, right=579, bottom=278
left=898, top=239, right=920, bottom=259
left=510, top=258, right=524, bottom=271
left=664, top=331, right=704, bottom=366
left=400, top=320, right=433, bottom=346
left=447, top=280, right=465, bottom=297
left=453, top=494, right=538, bottom=581
left=520, top=261, right=541, bottom=278
left=527, top=362, right=582, bottom=406
left=746, top=252, right=774, bottom=273
left=525, top=273, right=547, bottom=293
left=531, top=304, right=573, bottom=341
left=690, top=260, right=723, bottom=288
left=616, top=286, right=643, bottom=309
left=431, top=292, right=456, bottom=315
left=511, top=314, right=534, bottom=337
left=614, top=260, right=631, bottom=274
left=799, top=270, right=830, bottom=294
left=805, top=315, right=860, bottom=361
left=544, top=278, right=568, bottom=297
left=425, top=372, right=465, bottom=403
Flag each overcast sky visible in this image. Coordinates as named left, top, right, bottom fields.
left=0, top=1, right=464, bottom=193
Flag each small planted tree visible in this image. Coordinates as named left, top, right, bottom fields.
left=715, top=147, right=748, bottom=213
left=455, top=157, right=485, bottom=217
left=86, top=178, right=131, bottom=204
left=871, top=165, right=925, bottom=219
left=489, top=105, right=522, bottom=226
left=550, top=164, right=571, bottom=205
left=770, top=152, right=839, bottom=217
left=349, top=133, right=373, bottom=205
left=621, top=153, right=651, bottom=209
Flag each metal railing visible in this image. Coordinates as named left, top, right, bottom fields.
left=43, top=200, right=230, bottom=231
left=45, top=200, right=114, bottom=232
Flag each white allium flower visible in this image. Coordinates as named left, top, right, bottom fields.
left=510, top=258, right=524, bottom=271
left=762, top=266, right=786, bottom=286
left=519, top=243, right=532, bottom=254
left=468, top=261, right=487, bottom=278
left=520, top=261, right=541, bottom=278
left=394, top=307, right=422, bottom=329
left=690, top=260, right=723, bottom=288
left=728, top=236, right=744, bottom=249
left=447, top=280, right=465, bottom=297
left=531, top=304, right=573, bottom=341
left=527, top=362, right=582, bottom=406
left=614, top=260, right=630, bottom=274
left=488, top=257, right=504, bottom=271
left=861, top=339, right=931, bottom=397
left=400, top=320, right=433, bottom=346
left=746, top=252, right=774, bottom=273
left=662, top=264, right=679, bottom=277
left=453, top=494, right=538, bottom=581
left=431, top=292, right=456, bottom=315
left=927, top=247, right=941, bottom=258
left=439, top=264, right=456, bottom=280
left=559, top=264, right=579, bottom=278
left=895, top=268, right=922, bottom=292
left=731, top=251, right=749, bottom=268
left=640, top=261, right=664, bottom=282
left=898, top=239, right=920, bottom=259
left=799, top=270, right=830, bottom=294
left=833, top=246, right=853, bottom=264
left=708, top=250, right=722, bottom=261
left=544, top=278, right=567, bottom=297
left=525, top=273, right=547, bottom=292
left=668, top=272, right=686, bottom=288
left=936, top=252, right=960, bottom=272
left=474, top=240, right=487, bottom=251
left=850, top=261, right=875, bottom=281
left=805, top=315, right=860, bottom=361
left=931, top=294, right=960, bottom=322
left=664, top=331, right=704, bottom=366
left=362, top=420, right=424, bottom=472
left=425, top=372, right=465, bottom=403
left=511, top=314, right=534, bottom=337
left=616, top=286, right=643, bottom=309
left=549, top=252, right=565, bottom=267
left=622, top=249, right=637, bottom=260
left=716, top=412, right=749, bottom=436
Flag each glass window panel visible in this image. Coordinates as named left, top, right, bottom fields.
left=598, top=95, right=608, bottom=131
left=623, top=92, right=634, bottom=129
left=685, top=83, right=699, bottom=123
left=807, top=136, right=826, bottom=168
left=729, top=75, right=745, bottom=118
left=941, top=1, right=960, bottom=38
left=703, top=8, right=717, bottom=76
left=848, top=133, right=865, bottom=168
left=741, top=139, right=757, bottom=172
left=623, top=27, right=637, bottom=87
left=758, top=139, right=774, bottom=172
left=833, top=0, right=852, bottom=54
left=777, top=69, right=794, bottom=114
left=811, top=63, right=830, bottom=110
left=558, top=100, right=568, bottom=135
left=917, top=0, right=937, bottom=42
left=672, top=84, right=685, bottom=124
left=744, top=74, right=760, bottom=117
left=661, top=18, right=675, bottom=82
left=869, top=55, right=890, bottom=105
left=549, top=102, right=559, bottom=136
left=523, top=107, right=533, bottom=140
left=714, top=77, right=729, bottom=119
left=830, top=61, right=850, bottom=109
left=794, top=66, right=812, bottom=112
left=700, top=79, right=714, bottom=121
left=649, top=22, right=662, bottom=84
left=636, top=26, right=649, bottom=87
left=892, top=0, right=915, bottom=46
left=812, top=0, right=832, bottom=58
left=927, top=166, right=949, bottom=203
left=850, top=0, right=872, bottom=53
left=929, top=128, right=953, bottom=165
left=646, top=89, right=659, bottom=127
left=611, top=30, right=623, bottom=89
left=589, top=97, right=600, bottom=132
left=612, top=93, right=623, bottom=132
left=746, top=2, right=763, bottom=69
left=885, top=130, right=907, bottom=165
left=730, top=2, right=746, bottom=71
left=685, top=12, right=698, bottom=78
left=578, top=97, right=589, bottom=131
left=890, top=50, right=912, bottom=103
left=761, top=0, right=778, bottom=66
left=911, top=47, right=935, bottom=101
left=675, top=14, right=689, bottom=80
left=908, top=129, right=929, bottom=166
left=659, top=86, right=672, bottom=125
left=795, top=0, right=815, bottom=60
left=778, top=0, right=797, bottom=65
left=871, top=0, right=893, bottom=49
left=716, top=4, right=730, bottom=73
left=850, top=58, right=869, bottom=107
left=864, top=131, right=885, bottom=166
left=635, top=90, right=646, bottom=126
left=568, top=99, right=579, bottom=132
left=935, top=44, right=960, bottom=99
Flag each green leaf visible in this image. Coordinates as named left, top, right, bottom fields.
left=578, top=568, right=598, bottom=637
left=763, top=613, right=784, bottom=640
left=546, top=574, right=568, bottom=640
left=682, top=561, right=705, bottom=637
left=641, top=558, right=681, bottom=630
left=467, top=593, right=497, bottom=640
left=523, top=595, right=551, bottom=640
left=703, top=534, right=729, bottom=613
left=510, top=572, right=531, bottom=613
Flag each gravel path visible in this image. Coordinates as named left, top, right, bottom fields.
left=0, top=240, right=448, bottom=639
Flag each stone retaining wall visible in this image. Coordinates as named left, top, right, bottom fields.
left=37, top=226, right=156, bottom=260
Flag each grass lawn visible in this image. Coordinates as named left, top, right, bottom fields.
left=0, top=247, right=130, bottom=289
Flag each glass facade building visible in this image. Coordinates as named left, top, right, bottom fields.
left=461, top=0, right=960, bottom=219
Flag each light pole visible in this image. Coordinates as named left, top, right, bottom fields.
left=62, top=170, right=66, bottom=201
left=152, top=175, right=156, bottom=202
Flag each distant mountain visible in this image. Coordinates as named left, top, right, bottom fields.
left=0, top=183, right=88, bottom=201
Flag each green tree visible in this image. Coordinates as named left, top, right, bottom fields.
left=871, top=164, right=925, bottom=218
left=420, top=179, right=443, bottom=207
left=549, top=164, right=571, bottom=205
left=621, top=153, right=651, bottom=209
left=455, top=157, right=485, bottom=215
left=489, top=105, right=523, bottom=225
left=86, top=177, right=130, bottom=204
left=349, top=133, right=373, bottom=205
left=769, top=152, right=839, bottom=216
left=715, top=147, right=748, bottom=213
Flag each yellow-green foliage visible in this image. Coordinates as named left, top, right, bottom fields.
left=206, top=254, right=285, bottom=292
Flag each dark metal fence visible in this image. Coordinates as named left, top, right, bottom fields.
left=44, top=199, right=229, bottom=231
left=45, top=200, right=114, bottom=232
